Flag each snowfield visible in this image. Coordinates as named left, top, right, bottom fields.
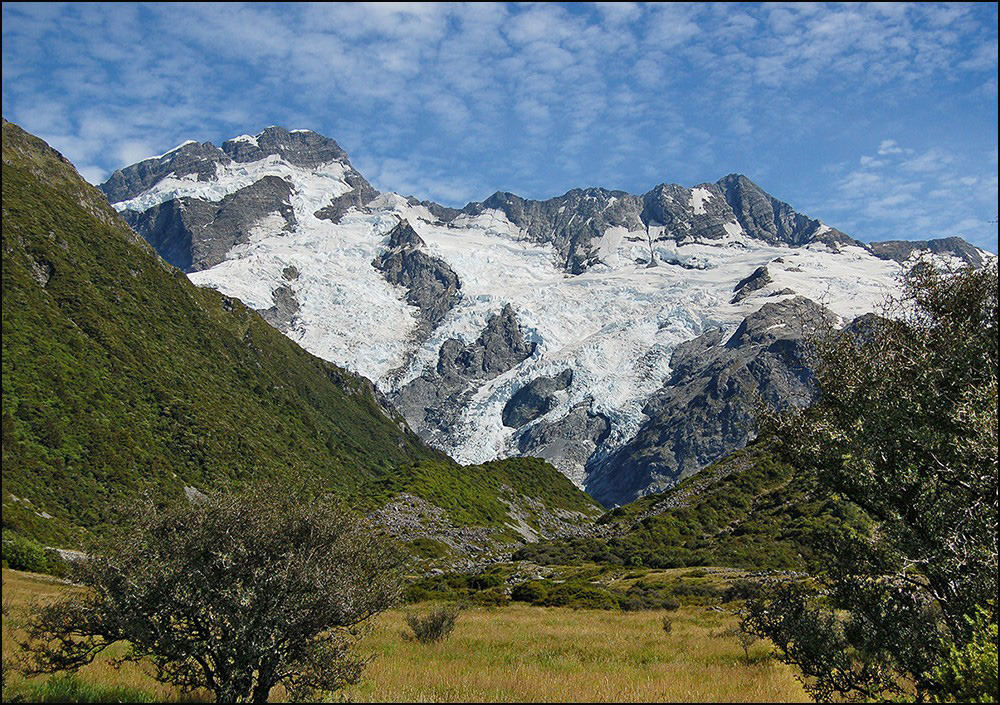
left=111, top=149, right=917, bottom=487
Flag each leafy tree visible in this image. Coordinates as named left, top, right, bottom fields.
left=17, top=486, right=406, bottom=703
left=745, top=261, right=998, bottom=702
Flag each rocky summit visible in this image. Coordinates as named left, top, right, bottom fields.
left=100, top=126, right=994, bottom=506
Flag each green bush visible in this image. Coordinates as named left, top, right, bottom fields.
left=1, top=530, right=58, bottom=574
left=405, top=604, right=462, bottom=644
left=930, top=605, right=998, bottom=703
left=542, top=581, right=619, bottom=610
left=511, top=580, right=550, bottom=603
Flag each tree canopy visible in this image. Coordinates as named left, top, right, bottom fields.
left=19, top=486, right=406, bottom=703
left=747, top=260, right=998, bottom=702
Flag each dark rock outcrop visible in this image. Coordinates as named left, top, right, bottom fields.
left=103, top=127, right=377, bottom=270
left=502, top=369, right=574, bottom=428
left=456, top=174, right=862, bottom=274
left=372, top=220, right=461, bottom=333
left=392, top=305, right=536, bottom=446
left=122, top=175, right=296, bottom=271
left=517, top=401, right=611, bottom=480
left=585, top=297, right=838, bottom=506
left=260, top=284, right=300, bottom=332
left=868, top=236, right=989, bottom=269
left=731, top=265, right=773, bottom=303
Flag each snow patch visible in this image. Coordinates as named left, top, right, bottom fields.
left=689, top=187, right=713, bottom=215
left=112, top=155, right=350, bottom=214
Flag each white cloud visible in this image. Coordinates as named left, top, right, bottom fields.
left=1, top=2, right=995, bottom=251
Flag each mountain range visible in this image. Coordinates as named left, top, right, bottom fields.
left=99, top=126, right=994, bottom=506
left=1, top=119, right=600, bottom=556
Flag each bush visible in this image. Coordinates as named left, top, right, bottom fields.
left=405, top=604, right=462, bottom=644
left=542, top=582, right=619, bottom=610
left=1, top=530, right=66, bottom=576
left=2, top=530, right=50, bottom=573
left=661, top=616, right=673, bottom=635
left=511, top=580, right=550, bottom=604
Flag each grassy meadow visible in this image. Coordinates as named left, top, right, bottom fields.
left=2, top=568, right=808, bottom=703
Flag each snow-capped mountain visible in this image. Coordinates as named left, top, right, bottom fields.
left=100, top=127, right=994, bottom=505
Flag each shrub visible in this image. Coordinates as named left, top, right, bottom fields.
left=930, top=605, right=998, bottom=703
left=661, top=616, right=673, bottom=634
left=511, top=580, right=550, bottom=604
left=2, top=530, right=49, bottom=573
left=405, top=604, right=462, bottom=644
left=542, top=582, right=619, bottom=610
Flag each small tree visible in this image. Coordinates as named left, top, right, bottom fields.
left=18, top=485, right=406, bottom=703
left=747, top=261, right=998, bottom=701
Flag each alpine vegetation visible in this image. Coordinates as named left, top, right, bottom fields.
left=18, top=486, right=406, bottom=704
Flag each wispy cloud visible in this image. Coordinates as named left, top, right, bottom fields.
left=2, top=2, right=996, bottom=251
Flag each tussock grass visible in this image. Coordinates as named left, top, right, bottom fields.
left=346, top=604, right=806, bottom=702
left=3, top=569, right=807, bottom=702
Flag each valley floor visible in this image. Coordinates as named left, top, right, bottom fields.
left=2, top=568, right=808, bottom=703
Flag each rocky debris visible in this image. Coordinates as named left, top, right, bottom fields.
left=585, top=297, right=838, bottom=506
left=260, top=284, right=301, bottom=332
left=502, top=369, right=573, bottom=428
left=497, top=484, right=601, bottom=542
left=731, top=265, right=772, bottom=303
left=122, top=175, right=296, bottom=271
left=28, top=257, right=54, bottom=287
left=372, top=220, right=461, bottom=333
left=369, top=493, right=505, bottom=568
left=183, top=485, right=209, bottom=504
left=868, top=236, right=990, bottom=268
left=392, top=305, right=537, bottom=447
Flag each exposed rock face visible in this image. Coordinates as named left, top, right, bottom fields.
left=716, top=174, right=853, bottom=247
left=313, top=173, right=379, bottom=223
left=260, top=284, right=300, bottom=332
left=517, top=402, right=611, bottom=484
left=102, top=127, right=377, bottom=271
left=869, top=236, right=988, bottom=268
left=101, top=140, right=230, bottom=204
left=502, top=369, right=574, bottom=428
left=457, top=175, right=859, bottom=273
left=372, top=220, right=461, bottom=333
left=731, top=265, right=773, bottom=303
left=122, top=175, right=296, bottom=271
left=393, top=305, right=536, bottom=447
left=460, top=188, right=645, bottom=274
left=586, top=297, right=838, bottom=506
left=101, top=125, right=995, bottom=505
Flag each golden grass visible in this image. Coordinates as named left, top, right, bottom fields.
left=2, top=568, right=809, bottom=702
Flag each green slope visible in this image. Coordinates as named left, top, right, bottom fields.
left=516, top=442, right=868, bottom=572
left=1, top=120, right=599, bottom=548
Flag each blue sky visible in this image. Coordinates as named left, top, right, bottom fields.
left=3, top=2, right=997, bottom=251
